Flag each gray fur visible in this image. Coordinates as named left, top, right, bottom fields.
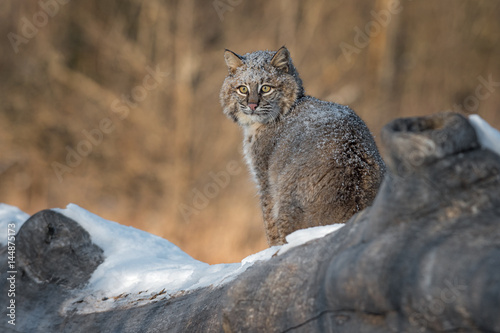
left=220, top=47, right=385, bottom=245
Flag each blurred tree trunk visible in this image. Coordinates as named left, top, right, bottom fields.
left=368, top=0, right=401, bottom=119
left=172, top=0, right=195, bottom=217
left=278, top=0, right=299, bottom=52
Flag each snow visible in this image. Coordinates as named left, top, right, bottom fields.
left=52, top=199, right=341, bottom=297
left=0, top=202, right=343, bottom=313
left=0, top=203, right=30, bottom=247
left=52, top=204, right=251, bottom=312
left=55, top=204, right=212, bottom=293
left=278, top=224, right=345, bottom=255
left=469, top=114, right=500, bottom=157
left=53, top=203, right=342, bottom=313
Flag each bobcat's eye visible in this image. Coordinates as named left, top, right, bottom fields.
left=261, top=85, right=272, bottom=93
left=238, top=86, right=248, bottom=94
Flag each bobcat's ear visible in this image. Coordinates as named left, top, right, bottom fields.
left=271, top=46, right=290, bottom=73
left=224, top=49, right=244, bottom=74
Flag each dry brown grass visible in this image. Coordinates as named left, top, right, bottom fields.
left=1, top=0, right=499, bottom=264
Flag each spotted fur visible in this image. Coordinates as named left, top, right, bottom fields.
left=220, top=47, right=386, bottom=245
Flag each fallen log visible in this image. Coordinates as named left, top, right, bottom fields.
left=1, top=112, right=499, bottom=332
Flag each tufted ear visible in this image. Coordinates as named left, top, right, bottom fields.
left=224, top=49, right=244, bottom=74
left=271, top=46, right=290, bottom=73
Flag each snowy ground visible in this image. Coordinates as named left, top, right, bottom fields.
left=0, top=114, right=498, bottom=313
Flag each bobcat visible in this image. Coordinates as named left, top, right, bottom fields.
left=220, top=47, right=385, bottom=246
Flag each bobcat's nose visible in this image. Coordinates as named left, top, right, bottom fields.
left=248, top=103, right=258, bottom=111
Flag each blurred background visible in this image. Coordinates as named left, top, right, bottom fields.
left=1, top=0, right=499, bottom=264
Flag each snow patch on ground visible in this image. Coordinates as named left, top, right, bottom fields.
left=469, top=114, right=500, bottom=157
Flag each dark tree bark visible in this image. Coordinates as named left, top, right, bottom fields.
left=224, top=113, right=500, bottom=332
left=1, top=112, right=499, bottom=332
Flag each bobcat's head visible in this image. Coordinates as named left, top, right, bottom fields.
left=220, top=47, right=304, bottom=127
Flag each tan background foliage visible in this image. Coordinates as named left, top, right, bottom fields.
left=1, top=0, right=499, bottom=263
